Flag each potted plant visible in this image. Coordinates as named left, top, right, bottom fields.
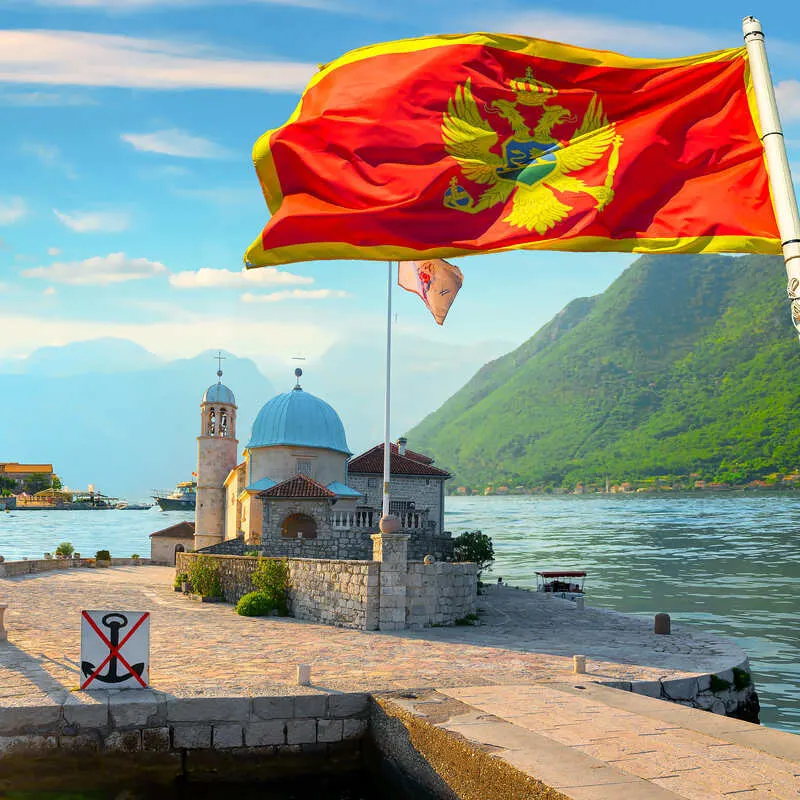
left=55, top=542, right=74, bottom=560
left=95, top=549, right=111, bottom=568
left=174, top=571, right=189, bottom=592
left=131, top=553, right=141, bottom=566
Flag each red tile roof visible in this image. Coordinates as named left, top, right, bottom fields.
left=260, top=473, right=336, bottom=498
left=150, top=521, right=195, bottom=538
left=348, top=444, right=450, bottom=477
left=388, top=442, right=433, bottom=464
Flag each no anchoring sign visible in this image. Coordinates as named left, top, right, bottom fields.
left=80, top=610, right=150, bottom=690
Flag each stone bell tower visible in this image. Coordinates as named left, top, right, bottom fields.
left=195, top=360, right=238, bottom=551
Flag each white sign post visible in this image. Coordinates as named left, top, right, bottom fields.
left=80, top=610, right=150, bottom=690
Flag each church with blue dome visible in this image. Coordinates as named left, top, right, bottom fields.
left=193, top=366, right=451, bottom=560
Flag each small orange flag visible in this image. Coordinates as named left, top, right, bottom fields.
left=398, top=259, right=463, bottom=325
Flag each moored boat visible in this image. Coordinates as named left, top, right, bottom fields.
left=153, top=481, right=196, bottom=511
left=535, top=570, right=586, bottom=601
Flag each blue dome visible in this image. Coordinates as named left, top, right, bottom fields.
left=247, top=388, right=350, bottom=454
left=203, top=382, right=236, bottom=405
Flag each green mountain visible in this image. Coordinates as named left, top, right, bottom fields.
left=407, top=254, right=800, bottom=490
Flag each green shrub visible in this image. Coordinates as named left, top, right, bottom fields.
left=251, top=558, right=291, bottom=614
left=710, top=674, right=732, bottom=693
left=453, top=531, right=495, bottom=576
left=55, top=542, right=74, bottom=558
left=733, top=667, right=752, bottom=691
left=235, top=591, right=274, bottom=617
left=174, top=571, right=188, bottom=590
left=95, top=549, right=111, bottom=561
left=188, top=555, right=222, bottom=598
left=131, top=553, right=140, bottom=560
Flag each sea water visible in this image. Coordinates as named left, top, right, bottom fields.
left=2, top=493, right=799, bottom=732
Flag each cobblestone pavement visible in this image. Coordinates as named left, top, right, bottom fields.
left=0, top=566, right=745, bottom=706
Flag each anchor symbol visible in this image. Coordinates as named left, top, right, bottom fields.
left=81, top=612, right=146, bottom=686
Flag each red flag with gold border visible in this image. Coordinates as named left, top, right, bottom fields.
left=245, top=33, right=780, bottom=268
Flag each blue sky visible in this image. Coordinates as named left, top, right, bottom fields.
left=1, top=0, right=799, bottom=387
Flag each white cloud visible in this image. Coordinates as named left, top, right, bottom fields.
left=777, top=81, right=800, bottom=122
left=0, top=31, right=316, bottom=92
left=43, top=286, right=57, bottom=296
left=242, top=289, right=350, bottom=303
left=0, top=313, right=332, bottom=363
left=170, top=267, right=313, bottom=289
left=122, top=129, right=231, bottom=159
left=22, top=252, right=167, bottom=285
left=21, top=142, right=77, bottom=178
left=475, top=10, right=724, bottom=56
left=28, top=0, right=338, bottom=9
left=0, top=197, right=27, bottom=225
left=47, top=247, right=61, bottom=256
left=54, top=209, right=130, bottom=233
left=21, top=142, right=60, bottom=164
left=0, top=90, right=96, bottom=106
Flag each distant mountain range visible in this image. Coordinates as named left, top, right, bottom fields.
left=0, top=340, right=274, bottom=500
left=407, top=254, right=800, bottom=491
left=0, top=334, right=508, bottom=500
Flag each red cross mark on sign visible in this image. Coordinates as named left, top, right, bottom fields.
left=80, top=610, right=150, bottom=689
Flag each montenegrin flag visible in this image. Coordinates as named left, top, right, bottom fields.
left=398, top=259, right=463, bottom=325
left=244, top=33, right=781, bottom=268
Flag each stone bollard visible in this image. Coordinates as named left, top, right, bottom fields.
left=297, top=664, right=311, bottom=686
left=654, top=613, right=671, bottom=635
left=575, top=596, right=585, bottom=611
left=573, top=655, right=586, bottom=674
left=0, top=604, right=7, bottom=641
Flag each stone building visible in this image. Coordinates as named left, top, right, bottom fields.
left=192, top=368, right=454, bottom=561
left=348, top=438, right=449, bottom=535
left=150, top=521, right=195, bottom=565
left=0, top=463, right=53, bottom=489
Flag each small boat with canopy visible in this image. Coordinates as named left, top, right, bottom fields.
left=535, top=570, right=587, bottom=601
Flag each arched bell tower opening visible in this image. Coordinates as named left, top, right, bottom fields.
left=195, top=355, right=239, bottom=550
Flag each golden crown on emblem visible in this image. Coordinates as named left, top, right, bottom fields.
left=508, top=67, right=558, bottom=106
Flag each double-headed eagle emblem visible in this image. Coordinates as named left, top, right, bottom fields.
left=442, top=68, right=623, bottom=235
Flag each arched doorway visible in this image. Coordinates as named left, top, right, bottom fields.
left=281, top=513, right=317, bottom=539
left=173, top=544, right=185, bottom=566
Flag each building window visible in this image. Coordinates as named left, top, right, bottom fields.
left=426, top=479, right=430, bottom=486
left=390, top=500, right=413, bottom=515
left=281, top=513, right=317, bottom=539
left=367, top=478, right=377, bottom=488
left=208, top=408, right=216, bottom=436
left=296, top=460, right=313, bottom=477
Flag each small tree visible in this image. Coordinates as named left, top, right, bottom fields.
left=453, top=530, right=495, bottom=576
left=55, top=541, right=74, bottom=558
left=188, top=555, right=222, bottom=598
left=251, top=558, right=291, bottom=615
left=51, top=475, right=63, bottom=491
left=23, top=473, right=51, bottom=494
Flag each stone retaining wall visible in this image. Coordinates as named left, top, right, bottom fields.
left=288, top=559, right=380, bottom=630
left=406, top=562, right=477, bottom=628
left=0, top=690, right=370, bottom=760
left=176, top=553, right=380, bottom=630
left=175, top=553, right=477, bottom=631
left=605, top=657, right=760, bottom=722
left=0, top=558, right=150, bottom=578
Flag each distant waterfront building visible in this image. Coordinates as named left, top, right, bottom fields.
left=0, top=463, right=53, bottom=489
left=191, top=368, right=454, bottom=560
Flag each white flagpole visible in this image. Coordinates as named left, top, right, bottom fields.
left=381, top=260, right=393, bottom=522
left=743, top=16, right=800, bottom=336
